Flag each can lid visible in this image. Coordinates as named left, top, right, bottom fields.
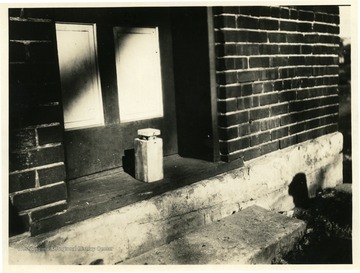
left=138, top=128, right=161, bottom=138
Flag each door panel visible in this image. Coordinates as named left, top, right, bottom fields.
left=114, top=27, right=164, bottom=122
left=56, top=23, right=104, bottom=130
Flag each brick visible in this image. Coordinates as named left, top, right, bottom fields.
left=268, top=33, right=286, bottom=43
left=251, top=132, right=271, bottom=146
left=237, top=16, right=259, bottom=29
left=31, top=202, right=67, bottom=222
left=272, top=57, right=288, bottom=67
left=239, top=6, right=259, bottom=16
left=271, top=127, right=288, bottom=140
left=10, top=82, right=61, bottom=106
left=289, top=123, right=306, bottom=134
left=282, top=80, right=292, bottom=90
left=234, top=58, right=248, bottom=69
left=280, top=114, right=295, bottom=126
left=298, top=22, right=312, bottom=32
left=326, top=123, right=338, bottom=134
left=279, top=135, right=297, bottom=149
left=38, top=164, right=66, bottom=186
left=9, top=20, right=54, bottom=41
left=220, top=153, right=242, bottom=163
left=250, top=120, right=261, bottom=133
left=214, top=6, right=239, bottom=14
left=260, top=141, right=279, bottom=155
left=258, top=7, right=272, bottom=17
left=273, top=80, right=283, bottom=91
left=259, top=44, right=278, bottom=55
left=260, top=93, right=278, bottom=106
left=280, top=21, right=297, bottom=31
left=237, top=97, right=252, bottom=110
left=252, top=96, right=260, bottom=107
left=319, top=35, right=339, bottom=44
left=9, top=42, right=27, bottom=63
left=9, top=171, right=36, bottom=193
left=215, top=15, right=236, bottom=28
left=217, top=58, right=235, bottom=70
left=216, top=44, right=237, bottom=57
left=296, top=67, right=312, bottom=76
left=259, top=19, right=279, bottom=30
left=291, top=79, right=301, bottom=89
left=288, top=56, right=305, bottom=65
left=301, top=45, right=313, bottom=54
left=28, top=42, right=55, bottom=63
left=10, top=104, right=63, bottom=130
left=10, top=63, right=58, bottom=85
left=247, top=31, right=267, bottom=43
left=37, top=125, right=63, bottom=145
left=21, top=8, right=54, bottom=19
left=260, top=118, right=280, bottom=131
left=260, top=69, right=277, bottom=81
left=238, top=71, right=259, bottom=83
left=249, top=57, right=270, bottom=68
left=239, top=123, right=251, bottom=136
left=250, top=108, right=269, bottom=120
left=12, top=182, right=67, bottom=211
left=220, top=30, right=249, bottom=42
left=9, top=8, right=23, bottom=17
left=10, top=128, right=36, bottom=151
left=217, top=71, right=238, bottom=85
left=219, top=127, right=239, bottom=140
left=279, top=45, right=300, bottom=54
left=237, top=44, right=259, bottom=55
left=286, top=34, right=304, bottom=43
left=241, top=147, right=261, bottom=161
left=218, top=111, right=249, bottom=127
left=278, top=91, right=296, bottom=102
left=252, top=83, right=263, bottom=94
left=279, top=68, right=296, bottom=78
left=300, top=78, right=315, bottom=88
left=304, top=34, right=319, bottom=43
left=298, top=10, right=314, bottom=21
left=218, top=99, right=238, bottom=113
left=289, top=9, right=298, bottom=20
left=241, top=84, right=253, bottom=96
left=270, top=7, right=281, bottom=18
left=218, top=86, right=241, bottom=99
left=263, top=82, right=273, bottom=93
left=220, top=137, right=250, bottom=153
left=270, top=104, right=288, bottom=115
left=10, top=145, right=65, bottom=172
left=280, top=8, right=290, bottom=19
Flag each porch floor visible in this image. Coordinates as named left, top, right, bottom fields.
left=31, top=155, right=244, bottom=235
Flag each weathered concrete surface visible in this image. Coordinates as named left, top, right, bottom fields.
left=335, top=183, right=352, bottom=195
left=9, top=132, right=342, bottom=265
left=121, top=205, right=306, bottom=264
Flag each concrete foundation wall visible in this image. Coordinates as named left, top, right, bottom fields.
left=9, top=132, right=343, bottom=265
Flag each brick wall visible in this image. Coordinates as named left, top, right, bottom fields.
left=214, top=6, right=340, bottom=162
left=9, top=8, right=68, bottom=234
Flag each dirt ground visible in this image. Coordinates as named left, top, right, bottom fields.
left=273, top=187, right=352, bottom=264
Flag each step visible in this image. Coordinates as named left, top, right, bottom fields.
left=121, top=205, right=306, bottom=264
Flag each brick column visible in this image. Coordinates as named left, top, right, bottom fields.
left=9, top=8, right=68, bottom=235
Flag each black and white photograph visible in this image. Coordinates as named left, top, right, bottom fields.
left=1, top=0, right=358, bottom=269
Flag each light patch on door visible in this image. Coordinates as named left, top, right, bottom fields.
left=113, top=27, right=164, bottom=122
left=56, top=23, right=104, bottom=130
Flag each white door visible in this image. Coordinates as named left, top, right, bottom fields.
left=56, top=23, right=104, bottom=130
left=113, top=27, right=164, bottom=122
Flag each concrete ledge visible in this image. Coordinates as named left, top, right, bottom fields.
left=9, top=132, right=343, bottom=265
left=121, top=205, right=306, bottom=264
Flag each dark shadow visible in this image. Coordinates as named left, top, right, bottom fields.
left=9, top=198, right=27, bottom=237
left=122, top=149, right=135, bottom=178
left=288, top=173, right=310, bottom=209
